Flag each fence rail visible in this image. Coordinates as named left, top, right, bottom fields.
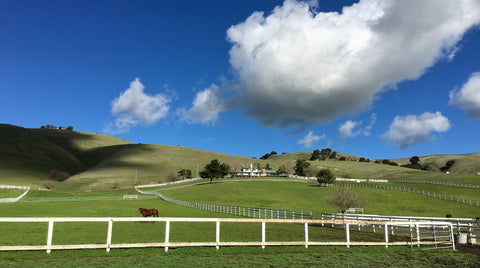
left=393, top=180, right=480, bottom=189
left=136, top=188, right=313, bottom=220
left=0, top=217, right=455, bottom=253
left=0, top=185, right=30, bottom=203
left=321, top=213, right=480, bottom=238
left=321, top=183, right=480, bottom=207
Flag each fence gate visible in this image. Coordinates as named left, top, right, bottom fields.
left=407, top=223, right=455, bottom=251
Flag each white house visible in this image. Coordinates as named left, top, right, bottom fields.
left=233, top=164, right=278, bottom=177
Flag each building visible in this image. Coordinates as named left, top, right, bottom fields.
left=232, top=164, right=278, bottom=178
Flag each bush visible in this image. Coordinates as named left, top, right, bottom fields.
left=48, top=170, right=71, bottom=181
left=316, top=169, right=335, bottom=184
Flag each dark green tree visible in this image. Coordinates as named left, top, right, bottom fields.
left=310, top=149, right=321, bottom=160
left=294, top=159, right=310, bottom=176
left=200, top=159, right=231, bottom=183
left=440, top=160, right=455, bottom=172
left=316, top=169, right=335, bottom=184
left=178, top=169, right=192, bottom=180
left=409, top=156, right=420, bottom=165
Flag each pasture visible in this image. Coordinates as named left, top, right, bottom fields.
left=1, top=181, right=479, bottom=267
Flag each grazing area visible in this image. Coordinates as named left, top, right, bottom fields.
left=1, top=125, right=480, bottom=266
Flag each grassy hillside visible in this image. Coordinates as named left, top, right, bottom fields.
left=1, top=124, right=480, bottom=191
left=0, top=124, right=131, bottom=187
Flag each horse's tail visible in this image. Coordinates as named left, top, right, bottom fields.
left=154, top=209, right=159, bottom=217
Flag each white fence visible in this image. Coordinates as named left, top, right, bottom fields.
left=0, top=185, right=30, bottom=203
left=0, top=217, right=455, bottom=253
left=394, top=180, right=480, bottom=189
left=321, top=213, right=480, bottom=240
left=136, top=187, right=313, bottom=220
left=321, top=183, right=480, bottom=207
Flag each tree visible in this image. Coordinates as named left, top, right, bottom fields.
left=167, top=171, right=178, bottom=182
left=177, top=169, right=192, bottom=180
left=200, top=159, right=231, bottom=183
left=67, top=126, right=74, bottom=131
left=329, top=151, right=337, bottom=160
left=294, top=159, right=310, bottom=176
left=310, top=149, right=321, bottom=161
left=440, top=160, right=455, bottom=172
left=328, top=188, right=366, bottom=214
left=264, top=163, right=271, bottom=170
left=316, top=169, right=335, bottom=184
left=304, top=165, right=318, bottom=177
left=409, top=156, right=420, bottom=165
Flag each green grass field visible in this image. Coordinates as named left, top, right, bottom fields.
left=1, top=124, right=480, bottom=266
left=1, top=181, right=480, bottom=267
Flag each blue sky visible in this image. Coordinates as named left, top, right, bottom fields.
left=2, top=0, right=480, bottom=160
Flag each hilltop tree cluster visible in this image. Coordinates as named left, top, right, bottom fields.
left=310, top=148, right=337, bottom=161
left=260, top=151, right=277, bottom=160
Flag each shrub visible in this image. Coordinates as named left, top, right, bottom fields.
left=316, top=169, right=335, bottom=184
left=48, top=169, right=71, bottom=181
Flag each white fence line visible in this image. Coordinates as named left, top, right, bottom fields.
left=394, top=179, right=480, bottom=189
left=0, top=217, right=455, bottom=253
left=321, top=183, right=480, bottom=207
left=320, top=213, right=480, bottom=238
left=135, top=187, right=313, bottom=220
left=0, top=185, right=30, bottom=203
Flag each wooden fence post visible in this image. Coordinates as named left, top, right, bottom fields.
left=46, top=220, right=54, bottom=254
left=165, top=220, right=170, bottom=252
left=304, top=222, right=309, bottom=248
left=216, top=220, right=220, bottom=250
left=345, top=223, right=350, bottom=248
left=384, top=223, right=389, bottom=247
left=106, top=219, right=113, bottom=252
left=261, top=221, right=266, bottom=249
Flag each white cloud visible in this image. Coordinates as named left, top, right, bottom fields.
left=106, top=78, right=171, bottom=133
left=227, top=0, right=480, bottom=128
left=339, top=120, right=362, bottom=140
left=339, top=113, right=376, bottom=139
left=449, top=72, right=480, bottom=118
left=179, top=84, right=224, bottom=125
left=382, top=111, right=451, bottom=149
left=298, top=131, right=325, bottom=147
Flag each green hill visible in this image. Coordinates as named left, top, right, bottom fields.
left=1, top=124, right=479, bottom=191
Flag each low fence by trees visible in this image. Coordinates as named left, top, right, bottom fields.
left=321, top=183, right=480, bottom=207
left=0, top=217, right=455, bottom=253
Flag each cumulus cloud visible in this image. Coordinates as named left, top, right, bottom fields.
left=339, top=113, right=377, bottom=139
left=226, top=0, right=480, bottom=128
left=178, top=84, right=225, bottom=125
left=449, top=72, right=480, bottom=118
left=298, top=131, right=325, bottom=147
left=106, top=78, right=171, bottom=133
left=382, top=112, right=451, bottom=149
left=339, top=120, right=362, bottom=140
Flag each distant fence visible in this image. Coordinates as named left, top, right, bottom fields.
left=320, top=183, right=480, bottom=207
left=0, top=185, right=30, bottom=203
left=0, top=217, right=455, bottom=253
left=393, top=180, right=480, bottom=189
left=136, top=187, right=313, bottom=220
left=320, top=213, right=480, bottom=239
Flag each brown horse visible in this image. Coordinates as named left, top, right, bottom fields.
left=138, top=208, right=158, bottom=217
